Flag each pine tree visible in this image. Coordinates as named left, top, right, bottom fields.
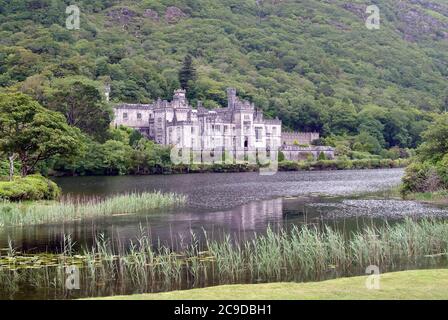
left=178, top=55, right=197, bottom=94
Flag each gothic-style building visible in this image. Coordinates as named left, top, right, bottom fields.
left=113, top=88, right=334, bottom=159
left=113, top=88, right=282, bottom=152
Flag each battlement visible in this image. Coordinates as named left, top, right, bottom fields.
left=281, top=132, right=320, bottom=146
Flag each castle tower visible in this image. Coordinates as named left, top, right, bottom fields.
left=173, top=89, right=187, bottom=106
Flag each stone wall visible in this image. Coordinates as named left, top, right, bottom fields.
left=281, top=145, right=335, bottom=161
left=281, top=132, right=320, bottom=146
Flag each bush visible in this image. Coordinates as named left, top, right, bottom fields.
left=401, top=162, right=442, bottom=195
left=436, top=154, right=448, bottom=188
left=0, top=175, right=61, bottom=201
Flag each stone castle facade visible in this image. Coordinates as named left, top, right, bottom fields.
left=114, top=88, right=282, bottom=152
left=113, top=88, right=333, bottom=159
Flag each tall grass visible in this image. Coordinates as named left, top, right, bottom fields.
left=0, top=192, right=186, bottom=227
left=1, top=218, right=448, bottom=298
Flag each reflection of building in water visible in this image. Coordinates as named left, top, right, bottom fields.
left=109, top=198, right=285, bottom=247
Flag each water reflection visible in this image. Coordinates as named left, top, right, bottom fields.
left=4, top=194, right=444, bottom=254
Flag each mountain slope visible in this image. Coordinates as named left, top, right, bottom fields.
left=0, top=0, right=447, bottom=147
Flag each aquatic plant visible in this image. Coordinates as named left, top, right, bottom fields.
left=0, top=192, right=187, bottom=227
left=0, top=218, right=447, bottom=299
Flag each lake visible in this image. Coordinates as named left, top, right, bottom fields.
left=1, top=168, right=447, bottom=299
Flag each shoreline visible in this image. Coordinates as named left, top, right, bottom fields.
left=49, top=158, right=408, bottom=177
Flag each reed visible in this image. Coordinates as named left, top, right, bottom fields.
left=1, top=218, right=447, bottom=298
left=0, top=192, right=186, bottom=227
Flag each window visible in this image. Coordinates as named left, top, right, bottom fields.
left=137, top=113, right=142, bottom=120
left=272, top=127, right=277, bottom=135
left=123, top=113, right=128, bottom=120
left=191, top=127, right=195, bottom=134
left=255, top=127, right=262, bottom=142
left=224, top=125, right=228, bottom=134
left=244, top=115, right=250, bottom=120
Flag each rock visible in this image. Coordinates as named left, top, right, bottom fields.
left=143, top=9, right=159, bottom=22
left=107, top=7, right=138, bottom=27
left=342, top=1, right=448, bottom=42
left=164, top=6, right=187, bottom=24
left=341, top=3, right=367, bottom=20
left=395, top=1, right=448, bottom=41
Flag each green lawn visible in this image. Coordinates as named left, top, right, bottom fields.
left=94, top=269, right=448, bottom=300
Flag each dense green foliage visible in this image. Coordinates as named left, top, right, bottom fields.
left=0, top=93, right=83, bottom=176
left=402, top=113, right=448, bottom=194
left=0, top=0, right=446, bottom=178
left=0, top=0, right=446, bottom=151
left=0, top=174, right=61, bottom=201
left=179, top=54, right=197, bottom=99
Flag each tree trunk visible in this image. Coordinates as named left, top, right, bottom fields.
left=8, top=154, right=16, bottom=181
left=20, top=158, right=28, bottom=177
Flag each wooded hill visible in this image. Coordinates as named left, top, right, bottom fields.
left=1, top=0, right=448, bottom=150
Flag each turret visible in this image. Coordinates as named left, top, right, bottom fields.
left=173, top=89, right=187, bottom=105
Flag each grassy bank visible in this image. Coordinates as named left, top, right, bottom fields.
left=0, top=192, right=186, bottom=227
left=0, top=175, right=60, bottom=201
left=278, top=158, right=408, bottom=172
left=150, top=158, right=409, bottom=174
left=53, top=158, right=408, bottom=176
left=95, top=269, right=448, bottom=300
left=386, top=185, right=448, bottom=205
left=403, top=190, right=448, bottom=205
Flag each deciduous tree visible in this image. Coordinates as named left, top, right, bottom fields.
left=0, top=93, right=83, bottom=177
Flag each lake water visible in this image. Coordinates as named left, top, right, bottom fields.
left=1, top=168, right=448, bottom=299
left=2, top=168, right=448, bottom=251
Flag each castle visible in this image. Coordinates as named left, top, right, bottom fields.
left=113, top=88, right=334, bottom=160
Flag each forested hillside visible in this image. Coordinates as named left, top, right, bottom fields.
left=1, top=0, right=448, bottom=151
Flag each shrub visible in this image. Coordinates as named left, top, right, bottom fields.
left=401, top=162, right=442, bottom=195
left=436, top=154, right=448, bottom=188
left=0, top=175, right=61, bottom=201
left=317, top=152, right=327, bottom=161
left=278, top=151, right=285, bottom=162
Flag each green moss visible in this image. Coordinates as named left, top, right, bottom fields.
left=0, top=175, right=61, bottom=201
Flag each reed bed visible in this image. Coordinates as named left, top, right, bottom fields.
left=0, top=192, right=187, bottom=227
left=1, top=218, right=448, bottom=298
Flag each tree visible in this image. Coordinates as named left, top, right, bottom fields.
left=0, top=93, right=83, bottom=177
left=178, top=55, right=197, bottom=96
left=328, top=101, right=358, bottom=135
left=48, top=78, right=112, bottom=141
left=418, top=113, right=448, bottom=163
